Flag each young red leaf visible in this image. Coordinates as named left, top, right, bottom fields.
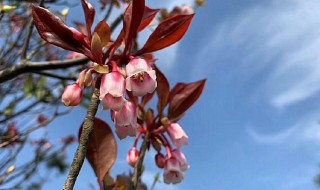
left=81, top=0, right=95, bottom=41
left=136, top=14, right=194, bottom=55
left=104, top=29, right=124, bottom=59
left=137, top=6, right=160, bottom=32
left=78, top=117, right=117, bottom=184
left=168, top=79, right=206, bottom=121
left=94, top=20, right=111, bottom=47
left=122, top=0, right=145, bottom=54
left=141, top=91, right=155, bottom=107
left=155, top=65, right=170, bottom=117
left=73, top=21, right=88, bottom=36
left=32, top=5, right=92, bottom=58
left=91, top=33, right=103, bottom=65
left=127, top=90, right=139, bottom=106
left=168, top=83, right=187, bottom=103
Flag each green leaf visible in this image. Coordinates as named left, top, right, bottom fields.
left=24, top=75, right=34, bottom=98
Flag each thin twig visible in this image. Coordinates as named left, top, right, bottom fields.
left=0, top=57, right=89, bottom=83
left=20, top=18, right=34, bottom=60
left=110, top=14, right=123, bottom=32
left=62, top=82, right=100, bottom=190
left=0, top=109, right=71, bottom=148
left=104, top=1, right=114, bottom=21
left=0, top=99, right=43, bottom=124
left=33, top=71, right=77, bottom=81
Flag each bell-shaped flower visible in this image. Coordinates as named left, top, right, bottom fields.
left=163, top=157, right=184, bottom=184
left=115, top=125, right=136, bottom=140
left=111, top=101, right=137, bottom=139
left=125, top=57, right=157, bottom=96
left=61, top=83, right=82, bottom=106
left=126, top=147, right=139, bottom=167
left=167, top=123, right=188, bottom=148
left=171, top=149, right=189, bottom=171
left=100, top=71, right=126, bottom=111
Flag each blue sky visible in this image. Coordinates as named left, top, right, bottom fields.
left=9, top=0, right=320, bottom=189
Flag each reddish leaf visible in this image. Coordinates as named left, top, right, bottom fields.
left=104, top=29, right=124, bottom=59
left=155, top=65, right=170, bottom=117
left=127, top=90, right=139, bottom=106
left=73, top=21, right=88, bottom=36
left=81, top=0, right=95, bottom=41
left=168, top=83, right=186, bottom=103
left=32, top=5, right=92, bottom=58
left=94, top=20, right=111, bottom=47
left=141, top=91, right=155, bottom=107
left=122, top=0, right=145, bottom=54
left=168, top=79, right=206, bottom=121
left=136, top=14, right=194, bottom=55
left=137, top=6, right=160, bottom=32
left=91, top=33, right=103, bottom=65
left=78, top=117, right=117, bottom=183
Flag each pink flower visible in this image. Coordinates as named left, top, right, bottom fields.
left=181, top=5, right=194, bottom=15
left=163, top=157, right=184, bottom=184
left=171, top=149, right=189, bottom=171
left=66, top=52, right=85, bottom=59
left=61, top=83, right=82, bottom=106
left=126, top=57, right=157, bottom=96
left=111, top=101, right=137, bottom=139
left=115, top=125, right=136, bottom=140
left=100, top=71, right=126, bottom=111
left=167, top=123, right=188, bottom=148
left=126, top=147, right=139, bottom=167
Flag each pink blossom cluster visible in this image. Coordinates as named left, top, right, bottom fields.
left=127, top=122, right=189, bottom=184
left=62, top=57, right=156, bottom=139
left=62, top=55, right=190, bottom=184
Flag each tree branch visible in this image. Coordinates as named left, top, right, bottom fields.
left=0, top=108, right=71, bottom=148
left=104, top=1, right=114, bottom=21
left=33, top=71, right=77, bottom=81
left=0, top=57, right=89, bottom=83
left=62, top=84, right=100, bottom=190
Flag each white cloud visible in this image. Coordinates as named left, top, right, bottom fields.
left=246, top=111, right=320, bottom=146
left=246, top=125, right=297, bottom=144
left=193, top=0, right=320, bottom=108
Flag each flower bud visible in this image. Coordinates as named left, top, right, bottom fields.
left=155, top=153, right=166, bottom=168
left=61, top=83, right=82, bottom=106
left=126, top=147, right=139, bottom=167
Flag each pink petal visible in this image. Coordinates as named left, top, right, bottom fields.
left=115, top=125, right=136, bottom=140
left=126, top=71, right=157, bottom=96
left=102, top=94, right=126, bottom=111
left=167, top=123, right=188, bottom=148
left=163, top=157, right=184, bottom=184
left=163, top=170, right=184, bottom=184
left=126, top=58, right=152, bottom=76
left=171, top=149, right=189, bottom=171
left=113, top=101, right=137, bottom=127
left=100, top=72, right=125, bottom=99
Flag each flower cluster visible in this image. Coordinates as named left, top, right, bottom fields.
left=32, top=0, right=205, bottom=186
left=127, top=122, right=189, bottom=184
left=62, top=57, right=157, bottom=139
